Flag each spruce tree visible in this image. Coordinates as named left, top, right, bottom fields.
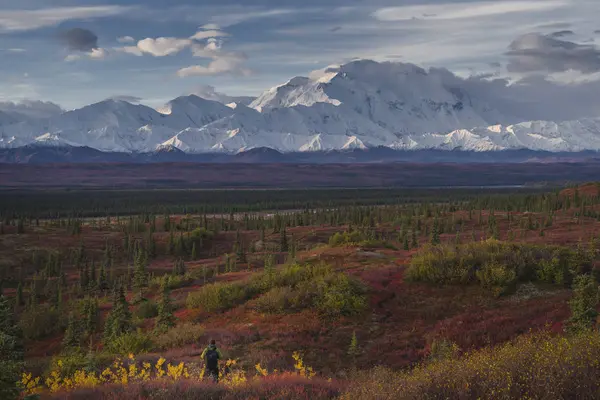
left=133, top=246, right=148, bottom=302
left=155, top=279, right=175, bottom=333
left=430, top=220, right=441, bottom=246
left=411, top=230, right=418, bottom=248
left=104, top=285, right=132, bottom=341
left=0, top=295, right=23, bottom=400
left=280, top=226, right=289, bottom=252
left=403, top=234, right=410, bottom=250
left=62, top=312, right=79, bottom=350
left=191, top=242, right=198, bottom=260
left=15, top=282, right=23, bottom=307
left=567, top=274, right=599, bottom=333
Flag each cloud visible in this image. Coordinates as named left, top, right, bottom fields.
left=538, top=22, right=572, bottom=30
left=89, top=48, right=108, bottom=59
left=177, top=56, right=250, bottom=77
left=107, top=95, right=142, bottom=103
left=506, top=33, right=600, bottom=73
left=190, top=29, right=230, bottom=41
left=373, top=1, right=566, bottom=22
left=117, top=36, right=135, bottom=44
left=188, top=84, right=255, bottom=105
left=208, top=9, right=297, bottom=27
left=200, top=23, right=221, bottom=30
left=0, top=6, right=130, bottom=32
left=549, top=30, right=575, bottom=38
left=136, top=37, right=192, bottom=57
left=59, top=28, right=98, bottom=52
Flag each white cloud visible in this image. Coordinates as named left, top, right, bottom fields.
left=177, top=56, right=251, bottom=77
left=136, top=37, right=193, bottom=57
left=89, top=48, right=108, bottom=59
left=200, top=23, right=221, bottom=30
left=0, top=6, right=131, bottom=32
left=372, top=1, right=567, bottom=22
left=119, top=46, right=144, bottom=56
left=65, top=54, right=82, bottom=62
left=208, top=9, right=297, bottom=27
left=65, top=48, right=108, bottom=62
left=190, top=29, right=230, bottom=41
left=117, top=36, right=135, bottom=44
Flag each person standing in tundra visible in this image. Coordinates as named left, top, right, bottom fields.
left=201, top=339, right=223, bottom=383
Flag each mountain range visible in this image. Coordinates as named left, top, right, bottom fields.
left=2, top=60, right=600, bottom=155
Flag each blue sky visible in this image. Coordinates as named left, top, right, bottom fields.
left=1, top=0, right=599, bottom=109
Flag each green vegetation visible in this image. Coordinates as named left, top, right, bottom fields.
left=0, top=296, right=23, bottom=400
left=187, top=263, right=367, bottom=318
left=407, top=240, right=594, bottom=295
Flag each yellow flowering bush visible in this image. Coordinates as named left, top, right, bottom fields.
left=20, top=351, right=315, bottom=396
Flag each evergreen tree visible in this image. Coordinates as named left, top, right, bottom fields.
left=62, top=312, right=79, bottom=350
left=430, top=219, right=441, bottom=246
left=98, top=263, right=109, bottom=292
left=0, top=295, right=23, bottom=400
left=84, top=297, right=99, bottom=336
left=403, top=234, right=410, bottom=250
left=155, top=279, right=175, bottom=333
left=172, top=258, right=186, bottom=276
left=280, top=226, right=289, bottom=252
left=191, top=242, right=198, bottom=260
left=15, top=282, right=23, bottom=307
left=411, top=230, right=418, bottom=249
left=167, top=231, right=175, bottom=255
left=104, top=285, right=132, bottom=341
left=132, top=246, right=148, bottom=302
left=567, top=274, right=599, bottom=333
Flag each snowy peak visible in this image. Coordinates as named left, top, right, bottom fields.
left=158, top=95, right=235, bottom=129
left=2, top=60, right=600, bottom=155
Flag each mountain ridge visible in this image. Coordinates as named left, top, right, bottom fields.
left=2, top=60, right=600, bottom=154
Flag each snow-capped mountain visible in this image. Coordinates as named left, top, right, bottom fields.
left=1, top=60, right=600, bottom=154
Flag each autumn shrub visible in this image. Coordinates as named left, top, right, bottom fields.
left=150, top=273, right=193, bottom=290
left=407, top=240, right=593, bottom=293
left=134, top=300, right=158, bottom=319
left=47, top=376, right=341, bottom=400
left=252, top=264, right=367, bottom=317
left=253, top=286, right=295, bottom=314
left=153, top=323, right=205, bottom=350
left=342, top=331, right=600, bottom=400
left=19, top=305, right=64, bottom=340
left=328, top=231, right=365, bottom=247
left=105, top=330, right=153, bottom=355
left=186, top=281, right=256, bottom=312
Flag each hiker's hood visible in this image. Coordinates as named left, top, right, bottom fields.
left=207, top=344, right=217, bottom=350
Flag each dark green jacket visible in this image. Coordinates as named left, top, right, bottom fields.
left=201, top=344, right=223, bottom=362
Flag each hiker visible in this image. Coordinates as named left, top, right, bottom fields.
left=201, top=339, right=223, bottom=383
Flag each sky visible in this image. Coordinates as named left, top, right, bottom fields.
left=1, top=0, right=600, bottom=109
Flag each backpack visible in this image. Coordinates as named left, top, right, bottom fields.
left=205, top=348, right=219, bottom=369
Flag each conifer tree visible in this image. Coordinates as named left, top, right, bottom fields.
left=0, top=295, right=23, bottom=400
left=191, top=242, right=198, bottom=260
left=15, top=282, right=23, bottom=307
left=104, top=285, right=132, bottom=341
left=430, top=219, right=441, bottom=246
left=62, top=312, right=79, bottom=350
left=98, top=262, right=109, bottom=292
left=567, top=274, right=599, bottom=333
left=280, top=226, right=289, bottom=252
left=133, top=246, right=148, bottom=302
left=403, top=234, right=410, bottom=250
left=411, top=230, right=418, bottom=249
left=155, top=279, right=175, bottom=333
